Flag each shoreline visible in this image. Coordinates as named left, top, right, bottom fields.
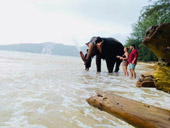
left=137, top=61, right=156, bottom=66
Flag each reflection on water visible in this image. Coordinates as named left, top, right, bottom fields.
left=0, top=51, right=170, bottom=128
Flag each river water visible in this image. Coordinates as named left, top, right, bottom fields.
left=0, top=51, right=170, bottom=128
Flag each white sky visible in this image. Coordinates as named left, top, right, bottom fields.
left=0, top=0, right=150, bottom=46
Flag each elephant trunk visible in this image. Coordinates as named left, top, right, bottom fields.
left=80, top=43, right=94, bottom=62
left=86, top=43, right=93, bottom=61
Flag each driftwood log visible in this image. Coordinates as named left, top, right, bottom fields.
left=87, top=92, right=170, bottom=128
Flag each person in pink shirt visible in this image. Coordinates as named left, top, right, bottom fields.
left=128, top=44, right=138, bottom=79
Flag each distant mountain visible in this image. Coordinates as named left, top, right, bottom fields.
left=0, top=43, right=87, bottom=57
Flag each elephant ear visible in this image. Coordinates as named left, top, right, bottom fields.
left=84, top=37, right=103, bottom=62
left=95, top=37, right=103, bottom=44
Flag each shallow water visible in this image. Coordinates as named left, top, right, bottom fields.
left=0, top=51, right=170, bottom=128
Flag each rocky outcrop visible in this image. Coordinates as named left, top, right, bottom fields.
left=143, top=23, right=170, bottom=62
left=87, top=92, right=170, bottom=128
left=137, top=23, right=170, bottom=93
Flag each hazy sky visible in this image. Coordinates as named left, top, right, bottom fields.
left=0, top=0, right=151, bottom=46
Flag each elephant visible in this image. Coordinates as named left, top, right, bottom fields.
left=80, top=37, right=124, bottom=73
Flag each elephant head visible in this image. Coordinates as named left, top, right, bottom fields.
left=83, top=37, right=103, bottom=62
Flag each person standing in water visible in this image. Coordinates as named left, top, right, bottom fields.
left=117, top=47, right=129, bottom=76
left=84, top=49, right=92, bottom=71
left=128, top=44, right=138, bottom=79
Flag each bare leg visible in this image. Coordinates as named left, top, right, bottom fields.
left=130, top=69, right=133, bottom=79
left=132, top=69, right=136, bottom=79
left=123, top=66, right=126, bottom=76
left=125, top=66, right=129, bottom=76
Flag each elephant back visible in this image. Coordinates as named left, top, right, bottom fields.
left=101, top=37, right=124, bottom=59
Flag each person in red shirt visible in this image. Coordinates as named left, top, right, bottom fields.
left=128, top=44, right=138, bottom=79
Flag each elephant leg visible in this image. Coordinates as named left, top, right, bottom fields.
left=96, top=55, right=101, bottom=72
left=106, top=59, right=115, bottom=73
left=115, top=58, right=122, bottom=72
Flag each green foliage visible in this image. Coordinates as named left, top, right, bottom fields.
left=141, top=0, right=170, bottom=24
left=125, top=0, right=170, bottom=62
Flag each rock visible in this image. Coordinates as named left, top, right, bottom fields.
left=87, top=92, right=170, bottom=128
left=141, top=23, right=170, bottom=93
left=156, top=82, right=170, bottom=93
left=137, top=81, right=155, bottom=88
left=166, top=62, right=170, bottom=67
left=143, top=23, right=170, bottom=62
left=136, top=80, right=142, bottom=87
left=153, top=64, right=170, bottom=92
left=144, top=76, right=154, bottom=81
left=137, top=74, right=155, bottom=87
left=141, top=81, right=155, bottom=87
